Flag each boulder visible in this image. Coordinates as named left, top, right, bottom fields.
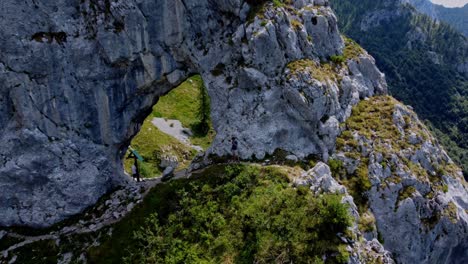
left=294, top=162, right=346, bottom=194
left=285, top=155, right=299, bottom=163
left=159, top=154, right=179, bottom=169
left=162, top=167, right=175, bottom=178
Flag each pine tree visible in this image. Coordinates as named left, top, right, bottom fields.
left=195, top=83, right=211, bottom=135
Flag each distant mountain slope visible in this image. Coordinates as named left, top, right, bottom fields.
left=404, top=0, right=468, bottom=36
left=330, top=0, right=468, bottom=176
left=403, top=0, right=439, bottom=17
left=435, top=3, right=468, bottom=36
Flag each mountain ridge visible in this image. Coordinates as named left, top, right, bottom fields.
left=330, top=0, right=468, bottom=177
left=0, top=0, right=467, bottom=263
left=0, top=0, right=385, bottom=228
left=404, top=0, right=468, bottom=36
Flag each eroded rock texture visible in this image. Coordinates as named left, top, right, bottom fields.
left=294, top=162, right=395, bottom=263
left=333, top=96, right=468, bottom=263
left=0, top=0, right=385, bottom=227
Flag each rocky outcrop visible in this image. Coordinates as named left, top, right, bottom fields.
left=332, top=96, right=468, bottom=263
left=294, top=162, right=395, bottom=263
left=0, top=0, right=385, bottom=227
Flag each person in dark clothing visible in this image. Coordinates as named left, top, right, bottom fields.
left=132, top=156, right=141, bottom=182
left=231, top=137, right=239, bottom=161
left=128, top=152, right=141, bottom=182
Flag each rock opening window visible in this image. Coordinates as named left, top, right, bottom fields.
left=124, top=75, right=215, bottom=180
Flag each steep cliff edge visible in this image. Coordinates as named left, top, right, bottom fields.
left=332, top=96, right=468, bottom=263
left=330, top=0, right=468, bottom=177
left=0, top=0, right=467, bottom=262
left=0, top=0, right=384, bottom=227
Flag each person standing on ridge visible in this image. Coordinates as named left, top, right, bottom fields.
left=128, top=152, right=141, bottom=182
left=132, top=156, right=141, bottom=182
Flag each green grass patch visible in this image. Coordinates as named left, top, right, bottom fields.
left=345, top=96, right=399, bottom=143
left=358, top=212, right=376, bottom=233
left=342, top=36, right=365, bottom=61
left=88, top=164, right=353, bottom=263
left=125, top=75, right=216, bottom=177
left=151, top=75, right=215, bottom=149
left=443, top=202, right=458, bottom=224
left=124, top=120, right=195, bottom=178
left=287, top=59, right=341, bottom=83
left=246, top=0, right=291, bottom=22
left=330, top=55, right=345, bottom=64
left=397, top=186, right=417, bottom=202
left=152, top=75, right=201, bottom=128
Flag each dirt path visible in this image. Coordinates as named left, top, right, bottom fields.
left=151, top=117, right=203, bottom=151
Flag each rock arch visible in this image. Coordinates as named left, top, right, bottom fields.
left=0, top=0, right=385, bottom=227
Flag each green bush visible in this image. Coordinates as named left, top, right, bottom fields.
left=329, top=159, right=343, bottom=173
left=330, top=55, right=346, bottom=64
left=106, top=165, right=353, bottom=264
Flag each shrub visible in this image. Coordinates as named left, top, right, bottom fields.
left=272, top=0, right=284, bottom=7
left=329, top=158, right=345, bottom=177
left=291, top=19, right=302, bottom=30
left=116, top=165, right=352, bottom=263
left=330, top=55, right=346, bottom=64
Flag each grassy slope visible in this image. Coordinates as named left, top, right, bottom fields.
left=152, top=75, right=215, bottom=149
left=124, top=120, right=195, bottom=177
left=4, top=165, right=352, bottom=263
left=124, top=75, right=215, bottom=177
left=87, top=164, right=352, bottom=264
left=330, top=96, right=461, bottom=212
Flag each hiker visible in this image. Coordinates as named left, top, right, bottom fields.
left=132, top=156, right=141, bottom=182
left=128, top=152, right=141, bottom=182
left=231, top=136, right=239, bottom=161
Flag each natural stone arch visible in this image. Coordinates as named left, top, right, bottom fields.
left=0, top=0, right=385, bottom=227
left=121, top=73, right=212, bottom=179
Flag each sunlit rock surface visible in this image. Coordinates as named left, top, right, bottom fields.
left=0, top=0, right=384, bottom=227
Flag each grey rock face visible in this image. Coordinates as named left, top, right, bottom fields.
left=295, top=162, right=347, bottom=194
left=0, top=0, right=385, bottom=227
left=294, top=162, right=395, bottom=263
left=333, top=97, right=468, bottom=263
left=159, top=154, right=179, bottom=170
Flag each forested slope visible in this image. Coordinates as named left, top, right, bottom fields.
left=330, top=0, right=468, bottom=176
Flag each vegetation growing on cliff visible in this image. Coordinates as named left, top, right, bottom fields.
left=330, top=0, right=468, bottom=176
left=1, top=164, right=354, bottom=263
left=287, top=59, right=342, bottom=83
left=331, top=96, right=461, bottom=213
left=90, top=164, right=352, bottom=263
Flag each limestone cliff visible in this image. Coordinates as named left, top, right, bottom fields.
left=0, top=0, right=467, bottom=263
left=332, top=96, right=468, bottom=263
left=0, top=0, right=384, bottom=227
